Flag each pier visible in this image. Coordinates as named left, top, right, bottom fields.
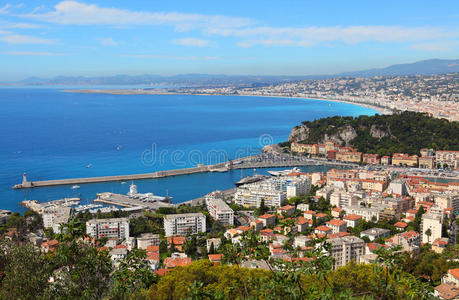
left=12, top=155, right=349, bottom=190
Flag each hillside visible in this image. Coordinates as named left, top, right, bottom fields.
left=286, top=111, right=459, bottom=156
left=338, top=59, right=459, bottom=77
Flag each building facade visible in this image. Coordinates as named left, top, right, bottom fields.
left=164, top=213, right=206, bottom=236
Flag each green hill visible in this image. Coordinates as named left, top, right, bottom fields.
left=286, top=111, right=459, bottom=156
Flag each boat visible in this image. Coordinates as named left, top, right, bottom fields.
left=71, top=185, right=80, bottom=189
left=267, top=167, right=301, bottom=176
left=86, top=164, right=92, bottom=168
left=116, top=145, right=121, bottom=151
left=235, top=174, right=268, bottom=187
left=121, top=181, right=126, bottom=184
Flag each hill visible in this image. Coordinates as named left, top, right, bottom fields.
left=338, top=59, right=459, bottom=77
left=286, top=111, right=459, bottom=156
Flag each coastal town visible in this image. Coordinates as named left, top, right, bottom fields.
left=77, top=72, right=459, bottom=122
left=2, top=136, right=459, bottom=298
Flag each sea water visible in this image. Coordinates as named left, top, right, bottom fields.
left=0, top=87, right=377, bottom=211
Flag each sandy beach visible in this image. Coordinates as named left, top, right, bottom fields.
left=63, top=89, right=393, bottom=115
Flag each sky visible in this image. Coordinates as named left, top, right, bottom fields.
left=0, top=0, right=458, bottom=81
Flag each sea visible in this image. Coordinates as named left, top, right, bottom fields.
left=0, top=87, right=378, bottom=212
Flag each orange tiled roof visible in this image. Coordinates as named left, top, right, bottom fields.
left=344, top=214, right=362, bottom=221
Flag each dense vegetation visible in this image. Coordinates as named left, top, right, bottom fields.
left=1, top=208, right=458, bottom=299
left=290, top=111, right=459, bottom=156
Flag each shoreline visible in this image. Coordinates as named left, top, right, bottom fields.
left=63, top=89, right=392, bottom=115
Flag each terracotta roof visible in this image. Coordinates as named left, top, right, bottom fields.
left=259, top=214, right=275, bottom=219
left=366, top=243, right=388, bottom=252
left=114, top=244, right=127, bottom=249
left=315, top=226, right=332, bottom=232
left=434, top=283, right=459, bottom=300
left=304, top=210, right=316, bottom=215
left=278, top=205, right=295, bottom=210
left=164, top=256, right=192, bottom=269
left=344, top=214, right=362, bottom=221
left=167, top=236, right=186, bottom=245
left=146, top=245, right=160, bottom=252
left=327, top=232, right=350, bottom=238
left=208, top=254, right=223, bottom=261
left=449, top=268, right=459, bottom=279
left=327, top=219, right=346, bottom=226
left=394, top=221, right=408, bottom=228
left=315, top=213, right=328, bottom=218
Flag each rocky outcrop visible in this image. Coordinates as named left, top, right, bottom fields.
left=288, top=124, right=357, bottom=146
left=370, top=125, right=389, bottom=139
left=288, top=125, right=310, bottom=142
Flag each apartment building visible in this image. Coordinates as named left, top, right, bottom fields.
left=391, top=153, right=419, bottom=167
left=363, top=154, right=381, bottom=165
left=420, top=206, right=443, bottom=244
left=234, top=179, right=285, bottom=207
left=436, top=151, right=459, bottom=169
left=43, top=206, right=72, bottom=233
left=328, top=236, right=365, bottom=268
left=86, top=218, right=130, bottom=240
left=205, top=191, right=234, bottom=226
left=164, top=213, right=206, bottom=237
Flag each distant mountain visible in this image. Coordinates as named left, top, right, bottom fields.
left=16, top=74, right=317, bottom=87
left=5, top=58, right=459, bottom=86
left=338, top=59, right=459, bottom=77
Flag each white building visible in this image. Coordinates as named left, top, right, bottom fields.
left=86, top=218, right=130, bottom=240
left=43, top=206, right=72, bottom=233
left=205, top=191, right=234, bottom=226
left=421, top=206, right=443, bottom=244
left=344, top=205, right=384, bottom=222
left=285, top=175, right=311, bottom=198
left=234, top=179, right=285, bottom=207
left=328, top=236, right=365, bottom=268
left=164, top=213, right=206, bottom=236
left=360, top=228, right=390, bottom=241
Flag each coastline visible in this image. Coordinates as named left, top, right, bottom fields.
left=63, top=89, right=392, bottom=115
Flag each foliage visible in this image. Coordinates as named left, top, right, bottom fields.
left=0, top=240, right=52, bottom=299
left=295, top=111, right=459, bottom=156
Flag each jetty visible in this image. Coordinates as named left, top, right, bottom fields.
left=12, top=154, right=359, bottom=190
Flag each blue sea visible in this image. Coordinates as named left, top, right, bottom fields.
left=0, top=87, right=377, bottom=212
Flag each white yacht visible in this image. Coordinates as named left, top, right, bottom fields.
left=267, top=167, right=301, bottom=176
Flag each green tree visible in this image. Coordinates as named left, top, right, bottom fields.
left=414, top=206, right=425, bottom=232
left=0, top=240, right=51, bottom=300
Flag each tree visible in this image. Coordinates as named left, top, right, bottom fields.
left=0, top=241, right=51, bottom=299
left=425, top=228, right=432, bottom=244
left=414, top=206, right=425, bottom=232
left=109, top=249, right=158, bottom=299
left=209, top=242, right=215, bottom=255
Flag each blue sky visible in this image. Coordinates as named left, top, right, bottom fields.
left=0, top=0, right=458, bottom=80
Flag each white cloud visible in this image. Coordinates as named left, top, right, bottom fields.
left=4, top=51, right=66, bottom=56
left=122, top=54, right=219, bottom=60
left=173, top=38, right=213, bottom=47
left=22, top=1, right=254, bottom=31
left=99, top=37, right=117, bottom=46
left=209, top=25, right=459, bottom=47
left=0, top=34, right=54, bottom=44
left=0, top=4, right=11, bottom=15
left=410, top=42, right=453, bottom=52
